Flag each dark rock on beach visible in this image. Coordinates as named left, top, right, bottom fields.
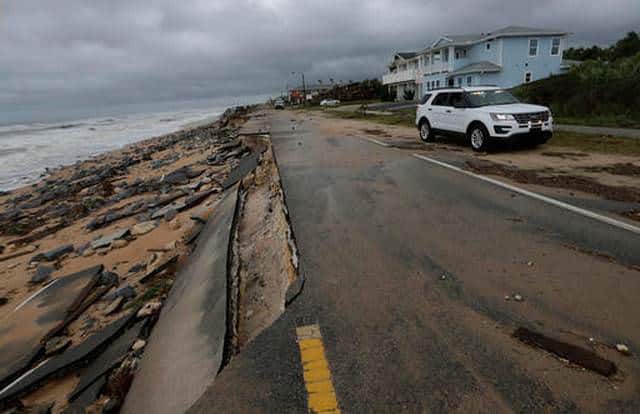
left=31, top=244, right=74, bottom=262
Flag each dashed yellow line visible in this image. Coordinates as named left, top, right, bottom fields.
left=296, top=324, right=341, bottom=413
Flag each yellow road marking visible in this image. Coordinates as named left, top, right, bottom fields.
left=296, top=324, right=340, bottom=413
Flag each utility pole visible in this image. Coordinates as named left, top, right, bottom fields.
left=291, top=71, right=307, bottom=106
left=301, top=72, right=306, bottom=107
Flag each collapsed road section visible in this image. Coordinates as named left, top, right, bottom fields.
left=122, top=114, right=300, bottom=414
left=0, top=108, right=300, bottom=413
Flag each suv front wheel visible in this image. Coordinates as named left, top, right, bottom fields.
left=419, top=119, right=433, bottom=143
left=468, top=124, right=490, bottom=152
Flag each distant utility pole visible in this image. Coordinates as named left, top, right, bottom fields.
left=292, top=71, right=306, bottom=107
left=301, top=72, right=306, bottom=107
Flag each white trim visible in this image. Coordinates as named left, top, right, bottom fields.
left=550, top=37, right=561, bottom=56
left=528, top=38, right=539, bottom=57
left=498, top=39, right=503, bottom=65
left=411, top=154, right=640, bottom=236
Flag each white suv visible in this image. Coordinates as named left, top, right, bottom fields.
left=415, top=86, right=553, bottom=151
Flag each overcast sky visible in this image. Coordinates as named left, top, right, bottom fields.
left=2, top=0, right=639, bottom=121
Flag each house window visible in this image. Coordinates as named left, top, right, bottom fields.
left=455, top=52, right=459, bottom=59
left=529, top=39, right=538, bottom=56
left=486, top=42, right=491, bottom=50
left=524, top=72, right=532, bottom=83
left=463, top=49, right=467, bottom=57
left=551, top=38, right=561, bottom=56
left=457, top=77, right=462, bottom=86
left=466, top=76, right=472, bottom=86
left=436, top=80, right=440, bottom=87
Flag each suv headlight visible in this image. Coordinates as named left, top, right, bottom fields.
left=490, top=113, right=515, bottom=121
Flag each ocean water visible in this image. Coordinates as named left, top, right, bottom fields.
left=0, top=105, right=231, bottom=191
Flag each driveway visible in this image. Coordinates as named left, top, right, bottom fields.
left=189, top=109, right=640, bottom=413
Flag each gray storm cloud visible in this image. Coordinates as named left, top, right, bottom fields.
left=1, top=0, right=638, bottom=118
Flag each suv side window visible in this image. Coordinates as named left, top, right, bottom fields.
left=431, top=93, right=450, bottom=106
left=448, top=92, right=465, bottom=108
left=419, top=93, right=432, bottom=105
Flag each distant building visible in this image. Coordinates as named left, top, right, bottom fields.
left=289, top=84, right=333, bottom=104
left=383, top=26, right=572, bottom=100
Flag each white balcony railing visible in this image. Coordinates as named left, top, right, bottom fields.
left=422, top=61, right=450, bottom=75
left=382, top=69, right=417, bottom=85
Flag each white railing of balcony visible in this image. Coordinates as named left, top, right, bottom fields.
left=422, top=61, right=451, bottom=75
left=382, top=69, right=417, bottom=84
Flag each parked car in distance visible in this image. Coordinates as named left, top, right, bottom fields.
left=274, top=99, right=285, bottom=110
left=320, top=99, right=340, bottom=107
left=415, top=86, right=553, bottom=151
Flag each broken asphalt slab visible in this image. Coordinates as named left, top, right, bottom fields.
left=221, top=153, right=258, bottom=189
left=30, top=244, right=74, bottom=262
left=91, top=229, right=130, bottom=250
left=0, top=312, right=135, bottom=405
left=0, top=265, right=103, bottom=390
left=63, top=375, right=107, bottom=414
left=513, top=327, right=618, bottom=377
left=122, top=183, right=239, bottom=414
left=68, top=320, right=146, bottom=402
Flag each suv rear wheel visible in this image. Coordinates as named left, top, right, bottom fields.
left=419, top=119, right=433, bottom=142
left=468, top=124, right=490, bottom=152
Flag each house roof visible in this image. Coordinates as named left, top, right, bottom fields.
left=490, top=26, right=566, bottom=36
left=447, top=61, right=502, bottom=77
left=396, top=52, right=418, bottom=59
left=421, top=26, right=568, bottom=53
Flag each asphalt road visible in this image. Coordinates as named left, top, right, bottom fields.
left=189, top=110, right=640, bottom=413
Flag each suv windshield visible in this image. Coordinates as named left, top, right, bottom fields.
left=465, top=90, right=519, bottom=107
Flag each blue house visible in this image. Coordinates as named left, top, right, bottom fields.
left=383, top=26, right=572, bottom=100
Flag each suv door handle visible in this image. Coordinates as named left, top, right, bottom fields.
left=445, top=109, right=452, bottom=113
left=427, top=108, right=432, bottom=111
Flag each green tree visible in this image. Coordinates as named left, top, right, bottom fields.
left=563, top=31, right=639, bottom=62
left=609, top=31, right=640, bottom=61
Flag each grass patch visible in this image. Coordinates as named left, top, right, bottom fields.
left=309, top=107, right=640, bottom=156
left=549, top=131, right=640, bottom=156
left=323, top=108, right=415, bottom=128
left=555, top=115, right=640, bottom=129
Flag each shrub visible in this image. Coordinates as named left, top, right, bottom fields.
left=512, top=52, right=640, bottom=122
left=403, top=89, right=415, bottom=101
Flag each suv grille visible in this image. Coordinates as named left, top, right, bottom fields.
left=513, top=111, right=549, bottom=124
